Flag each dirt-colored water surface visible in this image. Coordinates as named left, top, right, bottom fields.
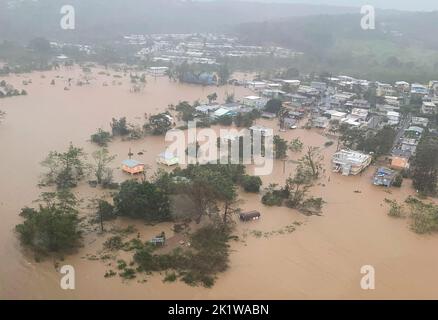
left=1, top=67, right=438, bottom=299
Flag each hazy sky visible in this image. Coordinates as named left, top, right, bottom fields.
left=237, top=0, right=438, bottom=11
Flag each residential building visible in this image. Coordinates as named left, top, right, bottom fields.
left=386, top=111, right=400, bottom=126
left=122, top=159, right=145, bottom=175
left=373, top=167, right=397, bottom=187
left=312, top=116, right=329, bottom=128
left=147, top=66, right=168, bottom=76
left=332, top=150, right=372, bottom=176
left=421, top=101, right=437, bottom=114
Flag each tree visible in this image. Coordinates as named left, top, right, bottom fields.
left=273, top=135, right=288, bottom=159
left=264, top=99, right=282, bottom=114
left=218, top=63, right=230, bottom=85
left=90, top=128, right=111, bottom=147
left=359, top=126, right=396, bottom=156
left=15, top=190, right=82, bottom=254
left=298, top=146, right=324, bottom=179
left=234, top=112, right=254, bottom=128
left=241, top=175, right=262, bottom=193
left=175, top=101, right=195, bottom=122
left=41, top=143, right=88, bottom=189
left=114, top=180, right=171, bottom=221
left=92, top=148, right=116, bottom=186
left=96, top=199, right=115, bottom=232
left=411, top=136, right=438, bottom=195
left=110, top=117, right=130, bottom=136
left=148, top=113, right=172, bottom=135
left=290, top=138, right=303, bottom=153
left=207, top=92, right=218, bottom=104
left=216, top=115, right=233, bottom=126
left=285, top=166, right=313, bottom=208
left=225, top=92, right=234, bottom=103
left=178, top=165, right=237, bottom=223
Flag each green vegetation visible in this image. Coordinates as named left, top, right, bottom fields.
left=392, top=174, right=403, bottom=188
left=405, top=197, right=438, bottom=234
left=216, top=115, right=233, bottom=126
left=147, top=113, right=173, bottom=135
left=340, top=125, right=396, bottom=156
left=90, top=128, right=112, bottom=147
left=91, top=148, right=115, bottom=187
left=110, top=117, right=130, bottom=136
left=114, top=180, right=171, bottom=222
left=234, top=110, right=259, bottom=128
left=273, top=135, right=288, bottom=159
left=384, top=199, right=405, bottom=218
left=207, top=92, right=218, bottom=104
left=264, top=99, right=282, bottom=114
left=241, top=175, right=262, bottom=193
left=290, top=138, right=304, bottom=153
left=411, top=135, right=438, bottom=195
left=134, top=223, right=231, bottom=287
left=15, top=190, right=82, bottom=255
left=40, top=143, right=88, bottom=189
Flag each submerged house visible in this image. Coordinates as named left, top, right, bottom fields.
left=157, top=151, right=179, bottom=166
left=181, top=71, right=218, bottom=86
left=332, top=150, right=372, bottom=176
left=122, top=159, right=145, bottom=175
left=373, top=167, right=396, bottom=187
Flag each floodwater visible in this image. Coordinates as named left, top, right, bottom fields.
left=1, top=67, right=438, bottom=299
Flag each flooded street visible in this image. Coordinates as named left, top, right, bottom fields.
left=1, top=67, right=438, bottom=299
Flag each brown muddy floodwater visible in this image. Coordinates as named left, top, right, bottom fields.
left=1, top=67, right=438, bottom=299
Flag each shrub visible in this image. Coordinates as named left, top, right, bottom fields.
left=392, top=173, right=403, bottom=187
left=241, top=175, right=262, bottom=193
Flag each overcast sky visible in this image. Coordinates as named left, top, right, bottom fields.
left=236, top=0, right=438, bottom=11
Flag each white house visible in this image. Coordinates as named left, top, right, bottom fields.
left=243, top=95, right=265, bottom=109
left=332, top=150, right=372, bottom=176
left=325, top=110, right=347, bottom=121
left=386, top=111, right=400, bottom=125
left=148, top=66, right=169, bottom=76
left=422, top=101, right=437, bottom=114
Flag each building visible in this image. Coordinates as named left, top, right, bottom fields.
left=386, top=111, right=400, bottom=126
left=325, top=110, right=347, bottom=121
left=310, top=81, right=327, bottom=92
left=195, top=104, right=220, bottom=115
left=243, top=95, right=265, bottom=109
left=246, top=81, right=267, bottom=91
left=332, top=150, right=372, bottom=176
left=312, top=116, right=330, bottom=128
left=182, top=71, right=218, bottom=85
left=147, top=66, right=168, bottom=77
left=390, top=156, right=410, bottom=170
left=213, top=107, right=234, bottom=118
left=350, top=108, right=369, bottom=121
left=373, top=167, right=396, bottom=187
left=411, top=83, right=429, bottom=96
left=421, top=101, right=437, bottom=114
left=411, top=116, right=429, bottom=127
left=157, top=151, right=179, bottom=166
left=122, top=159, right=145, bottom=175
